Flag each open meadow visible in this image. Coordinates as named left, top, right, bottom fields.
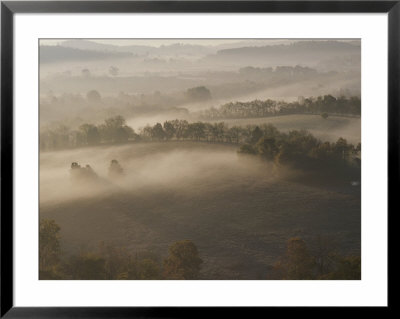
left=40, top=141, right=360, bottom=279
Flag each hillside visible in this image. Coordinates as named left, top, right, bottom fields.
left=214, top=114, right=361, bottom=144
left=40, top=142, right=361, bottom=279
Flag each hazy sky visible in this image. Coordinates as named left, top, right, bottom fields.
left=40, top=38, right=361, bottom=49
left=40, top=39, right=301, bottom=47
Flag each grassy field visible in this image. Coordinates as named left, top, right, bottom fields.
left=40, top=141, right=360, bottom=279
left=212, top=114, right=361, bottom=144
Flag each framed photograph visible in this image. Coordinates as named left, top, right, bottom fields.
left=1, top=0, right=396, bottom=316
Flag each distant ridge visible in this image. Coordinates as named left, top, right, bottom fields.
left=40, top=45, right=132, bottom=63
left=216, top=40, right=360, bottom=56
left=201, top=40, right=361, bottom=69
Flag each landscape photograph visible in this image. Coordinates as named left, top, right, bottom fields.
left=39, top=38, right=361, bottom=280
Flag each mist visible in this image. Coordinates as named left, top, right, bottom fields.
left=39, top=39, right=361, bottom=280
left=40, top=142, right=274, bottom=205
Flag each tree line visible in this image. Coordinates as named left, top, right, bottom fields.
left=41, top=117, right=245, bottom=150
left=198, top=95, right=361, bottom=120
left=40, top=115, right=361, bottom=179
left=40, top=219, right=360, bottom=280
left=238, top=124, right=361, bottom=178
left=40, top=115, right=136, bottom=151
left=39, top=219, right=203, bottom=280
left=268, top=237, right=361, bottom=280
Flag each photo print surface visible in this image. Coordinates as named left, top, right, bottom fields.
left=39, top=39, right=361, bottom=280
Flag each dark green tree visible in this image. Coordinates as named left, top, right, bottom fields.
left=238, top=144, right=257, bottom=155
left=163, top=240, right=203, bottom=279
left=163, top=121, right=176, bottom=140
left=79, top=124, right=100, bottom=145
left=322, top=256, right=361, bottom=280
left=151, top=123, right=166, bottom=141
left=256, top=137, right=279, bottom=160
left=39, top=219, right=61, bottom=278
left=86, top=90, right=101, bottom=103
left=185, top=86, right=211, bottom=101
left=271, top=238, right=315, bottom=280
left=250, top=126, right=263, bottom=144
left=65, top=252, right=106, bottom=280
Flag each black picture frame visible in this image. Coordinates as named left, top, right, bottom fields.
left=1, top=1, right=397, bottom=317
